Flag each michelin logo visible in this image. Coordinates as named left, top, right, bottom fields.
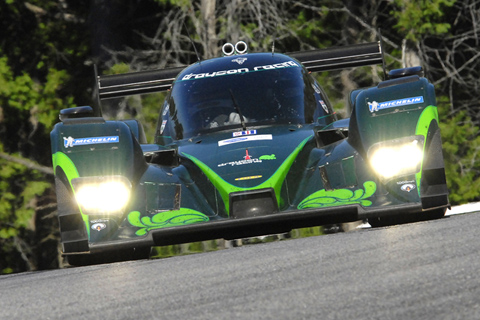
left=63, top=136, right=119, bottom=148
left=368, top=96, right=424, bottom=112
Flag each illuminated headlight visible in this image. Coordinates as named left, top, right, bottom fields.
left=368, top=136, right=424, bottom=179
left=72, top=176, right=131, bottom=214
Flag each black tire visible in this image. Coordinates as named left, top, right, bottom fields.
left=368, top=208, right=446, bottom=228
left=368, top=215, right=410, bottom=228
left=66, top=247, right=151, bottom=267
left=419, top=208, right=447, bottom=221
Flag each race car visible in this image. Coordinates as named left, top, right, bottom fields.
left=51, top=40, right=449, bottom=265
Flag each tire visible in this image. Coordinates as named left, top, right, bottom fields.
left=66, top=247, right=151, bottom=267
left=368, top=208, right=446, bottom=228
left=419, top=208, right=447, bottom=221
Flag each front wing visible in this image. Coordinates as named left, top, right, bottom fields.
left=83, top=202, right=427, bottom=254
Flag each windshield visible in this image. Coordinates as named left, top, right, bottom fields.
left=158, top=54, right=333, bottom=141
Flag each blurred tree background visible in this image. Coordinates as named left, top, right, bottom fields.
left=0, top=0, right=478, bottom=274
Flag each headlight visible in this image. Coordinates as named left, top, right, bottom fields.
left=72, top=176, right=131, bottom=214
left=368, top=136, right=424, bottom=179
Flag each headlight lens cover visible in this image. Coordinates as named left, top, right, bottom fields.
left=72, top=176, right=131, bottom=214
left=368, top=136, right=424, bottom=179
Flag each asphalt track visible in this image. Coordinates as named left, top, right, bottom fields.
left=1, top=210, right=480, bottom=320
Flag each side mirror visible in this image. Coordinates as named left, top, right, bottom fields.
left=59, top=106, right=94, bottom=121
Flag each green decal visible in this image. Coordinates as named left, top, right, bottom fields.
left=52, top=152, right=90, bottom=239
left=128, top=209, right=209, bottom=236
left=182, top=136, right=311, bottom=214
left=52, top=152, right=80, bottom=184
left=259, top=154, right=276, bottom=160
left=298, top=181, right=376, bottom=209
left=414, top=105, right=439, bottom=195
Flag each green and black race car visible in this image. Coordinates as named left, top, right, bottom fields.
left=51, top=41, right=449, bottom=265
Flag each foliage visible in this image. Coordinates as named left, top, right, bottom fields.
left=0, top=0, right=87, bottom=273
left=391, top=0, right=480, bottom=203
left=0, top=54, right=73, bottom=273
left=392, top=0, right=456, bottom=41
left=438, top=99, right=480, bottom=203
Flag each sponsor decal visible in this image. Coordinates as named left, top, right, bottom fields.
left=397, top=180, right=415, bottom=185
left=63, top=136, right=119, bottom=148
left=259, top=154, right=276, bottom=160
left=298, top=181, right=377, bottom=209
left=162, top=106, right=169, bottom=116
left=397, top=180, right=416, bottom=192
left=181, top=61, right=299, bottom=81
left=160, top=120, right=167, bottom=134
left=218, top=134, right=273, bottom=146
left=368, top=96, right=424, bottom=112
left=91, top=222, right=106, bottom=231
left=320, top=100, right=329, bottom=113
left=400, top=183, right=416, bottom=192
left=182, top=68, right=249, bottom=80
left=232, top=57, right=247, bottom=65
left=233, top=130, right=257, bottom=137
left=235, top=175, right=262, bottom=181
left=253, top=61, right=299, bottom=71
left=128, top=209, right=209, bottom=236
left=218, top=153, right=276, bottom=167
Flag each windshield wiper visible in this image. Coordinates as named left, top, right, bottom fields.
left=229, top=89, right=247, bottom=131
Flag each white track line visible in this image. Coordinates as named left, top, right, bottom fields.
left=446, top=202, right=480, bottom=216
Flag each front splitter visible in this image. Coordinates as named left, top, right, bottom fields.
left=79, top=202, right=430, bottom=255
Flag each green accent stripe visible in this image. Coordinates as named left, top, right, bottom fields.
left=414, top=105, right=439, bottom=196
left=52, top=152, right=90, bottom=239
left=316, top=114, right=336, bottom=122
left=320, top=122, right=334, bottom=130
left=182, top=135, right=312, bottom=214
left=52, top=152, right=79, bottom=185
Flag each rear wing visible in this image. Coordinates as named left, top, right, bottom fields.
left=97, top=66, right=185, bottom=100
left=95, top=41, right=384, bottom=103
left=288, top=41, right=384, bottom=73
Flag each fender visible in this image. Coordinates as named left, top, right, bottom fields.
left=51, top=116, right=147, bottom=253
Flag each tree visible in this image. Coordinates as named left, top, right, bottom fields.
left=0, top=0, right=89, bottom=273
left=0, top=55, right=68, bottom=273
left=392, top=0, right=480, bottom=203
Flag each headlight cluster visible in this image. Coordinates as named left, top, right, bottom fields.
left=72, top=176, right=131, bottom=214
left=368, top=136, right=424, bottom=179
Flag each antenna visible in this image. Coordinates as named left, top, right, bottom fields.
left=271, top=25, right=278, bottom=56
left=93, top=64, right=103, bottom=117
left=184, top=22, right=201, bottom=62
left=377, top=28, right=387, bottom=80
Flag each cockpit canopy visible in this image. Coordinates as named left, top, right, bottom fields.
left=156, top=53, right=334, bottom=143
